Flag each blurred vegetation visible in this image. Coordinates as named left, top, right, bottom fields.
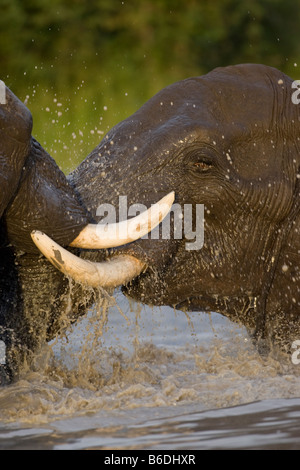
left=1, top=0, right=300, bottom=171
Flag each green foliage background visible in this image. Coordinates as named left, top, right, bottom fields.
left=1, top=0, right=300, bottom=171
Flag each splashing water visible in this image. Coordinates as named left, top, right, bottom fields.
left=1, top=286, right=300, bottom=451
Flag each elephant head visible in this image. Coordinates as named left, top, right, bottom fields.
left=0, top=85, right=172, bottom=382
left=33, top=64, right=300, bottom=356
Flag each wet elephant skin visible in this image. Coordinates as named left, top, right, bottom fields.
left=1, top=63, right=300, bottom=382
left=70, top=64, right=300, bottom=356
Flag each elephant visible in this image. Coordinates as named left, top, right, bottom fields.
left=1, top=63, right=300, bottom=382
left=0, top=85, right=172, bottom=383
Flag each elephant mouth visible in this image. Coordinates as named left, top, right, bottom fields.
left=31, top=192, right=174, bottom=288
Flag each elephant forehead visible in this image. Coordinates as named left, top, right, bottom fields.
left=72, top=64, right=299, bottom=198
left=108, top=65, right=293, bottom=157
left=141, top=66, right=292, bottom=132
left=123, top=65, right=298, bottom=177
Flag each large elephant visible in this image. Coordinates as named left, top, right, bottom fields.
left=1, top=63, right=300, bottom=382
left=38, top=63, right=300, bottom=354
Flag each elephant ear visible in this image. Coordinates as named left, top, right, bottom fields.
left=0, top=85, right=33, bottom=218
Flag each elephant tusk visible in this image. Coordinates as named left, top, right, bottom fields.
left=31, top=230, right=146, bottom=288
left=69, top=191, right=175, bottom=249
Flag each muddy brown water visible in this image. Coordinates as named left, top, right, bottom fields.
left=0, top=289, right=300, bottom=450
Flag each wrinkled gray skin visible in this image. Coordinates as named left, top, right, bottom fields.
left=70, top=64, right=300, bottom=356
left=1, top=63, right=300, bottom=383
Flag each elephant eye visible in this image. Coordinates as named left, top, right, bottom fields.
left=186, top=148, right=215, bottom=173
left=193, top=159, right=213, bottom=171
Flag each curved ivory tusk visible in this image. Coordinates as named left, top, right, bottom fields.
left=31, top=231, right=146, bottom=288
left=70, top=191, right=175, bottom=249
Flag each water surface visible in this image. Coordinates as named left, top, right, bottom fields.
left=0, top=289, right=300, bottom=450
